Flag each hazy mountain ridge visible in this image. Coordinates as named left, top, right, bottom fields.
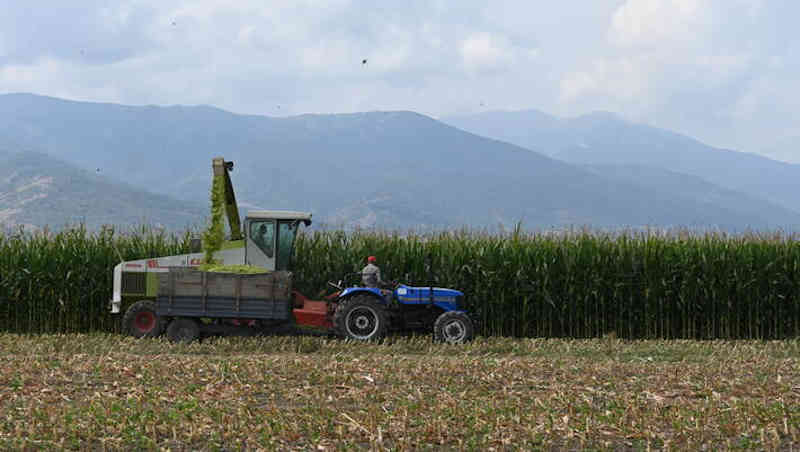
left=0, top=150, right=206, bottom=230
left=443, top=110, right=800, bottom=215
left=1, top=93, right=799, bottom=231
left=581, top=164, right=800, bottom=226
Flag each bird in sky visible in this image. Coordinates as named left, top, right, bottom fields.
left=362, top=59, right=368, bottom=65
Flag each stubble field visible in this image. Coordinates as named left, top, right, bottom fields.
left=0, top=334, right=798, bottom=450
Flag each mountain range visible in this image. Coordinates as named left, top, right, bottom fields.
left=1, top=93, right=800, bottom=232
left=0, top=150, right=204, bottom=231
left=443, top=110, right=800, bottom=217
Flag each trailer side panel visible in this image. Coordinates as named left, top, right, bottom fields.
left=155, top=268, right=292, bottom=320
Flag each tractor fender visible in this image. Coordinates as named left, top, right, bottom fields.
left=338, top=287, right=388, bottom=304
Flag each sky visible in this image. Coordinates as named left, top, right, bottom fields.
left=1, top=0, right=799, bottom=160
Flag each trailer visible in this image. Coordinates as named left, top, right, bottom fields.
left=150, top=268, right=292, bottom=341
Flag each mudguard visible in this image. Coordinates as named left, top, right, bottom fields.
left=338, top=287, right=388, bottom=303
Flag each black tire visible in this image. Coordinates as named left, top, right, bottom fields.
left=433, top=311, right=474, bottom=344
left=166, top=318, right=200, bottom=343
left=333, top=295, right=388, bottom=341
left=122, top=300, right=164, bottom=338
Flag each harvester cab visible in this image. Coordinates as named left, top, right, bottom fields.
left=211, top=157, right=311, bottom=272
left=243, top=211, right=310, bottom=271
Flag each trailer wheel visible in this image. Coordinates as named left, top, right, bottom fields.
left=334, top=295, right=388, bottom=341
left=122, top=300, right=164, bottom=338
left=433, top=311, right=474, bottom=344
left=166, top=318, right=200, bottom=343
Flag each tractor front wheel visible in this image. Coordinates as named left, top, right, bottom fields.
left=122, top=300, right=164, bottom=338
left=433, top=311, right=474, bottom=344
left=333, top=295, right=388, bottom=341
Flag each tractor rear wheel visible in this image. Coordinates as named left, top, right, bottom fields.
left=333, top=295, right=388, bottom=341
left=166, top=318, right=200, bottom=343
left=122, top=300, right=164, bottom=338
left=433, top=311, right=474, bottom=344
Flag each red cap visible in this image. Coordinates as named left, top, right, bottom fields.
left=367, top=256, right=376, bottom=263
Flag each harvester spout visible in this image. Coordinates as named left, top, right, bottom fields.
left=212, top=157, right=243, bottom=241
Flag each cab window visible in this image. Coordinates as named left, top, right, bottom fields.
left=276, top=221, right=298, bottom=270
left=249, top=220, right=275, bottom=258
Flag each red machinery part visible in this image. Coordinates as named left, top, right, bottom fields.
left=292, top=290, right=333, bottom=328
left=134, top=310, right=156, bottom=333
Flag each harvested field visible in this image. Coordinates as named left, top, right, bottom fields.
left=1, top=334, right=798, bottom=450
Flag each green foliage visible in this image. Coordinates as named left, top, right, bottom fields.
left=0, top=225, right=191, bottom=334
left=293, top=228, right=800, bottom=340
left=2, top=225, right=800, bottom=339
left=201, top=175, right=225, bottom=264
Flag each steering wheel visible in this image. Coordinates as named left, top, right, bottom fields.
left=328, top=272, right=361, bottom=290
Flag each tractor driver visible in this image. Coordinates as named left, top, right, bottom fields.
left=361, top=255, right=383, bottom=288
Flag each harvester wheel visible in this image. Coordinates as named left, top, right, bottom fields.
left=333, top=295, right=388, bottom=341
left=122, top=300, right=164, bottom=338
left=166, top=318, right=200, bottom=343
left=433, top=311, right=474, bottom=344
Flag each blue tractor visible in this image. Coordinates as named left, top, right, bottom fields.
left=327, top=274, right=475, bottom=343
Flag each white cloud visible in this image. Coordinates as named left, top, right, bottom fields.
left=460, top=33, right=512, bottom=72
left=609, top=0, right=708, bottom=49
left=555, top=0, right=800, bottom=150
left=559, top=57, right=650, bottom=106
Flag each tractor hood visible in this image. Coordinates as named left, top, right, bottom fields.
left=395, top=285, right=463, bottom=307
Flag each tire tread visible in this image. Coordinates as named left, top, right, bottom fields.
left=122, top=300, right=164, bottom=338
left=333, top=295, right=388, bottom=341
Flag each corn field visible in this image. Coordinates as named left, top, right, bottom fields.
left=0, top=226, right=192, bottom=334
left=2, top=225, right=800, bottom=339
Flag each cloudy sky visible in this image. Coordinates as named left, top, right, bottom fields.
left=1, top=0, right=798, bottom=159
